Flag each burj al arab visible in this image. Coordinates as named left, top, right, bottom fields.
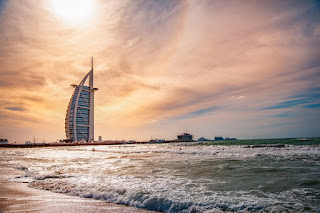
left=65, top=58, right=98, bottom=142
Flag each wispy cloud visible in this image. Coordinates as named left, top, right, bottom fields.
left=303, top=103, right=320, bottom=109
left=264, top=87, right=320, bottom=110
left=264, top=122, right=296, bottom=128
left=171, top=106, right=220, bottom=120
left=5, top=107, right=26, bottom=111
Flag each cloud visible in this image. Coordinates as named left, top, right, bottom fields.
left=264, top=99, right=315, bottom=110
left=264, top=122, right=296, bottom=128
left=5, top=107, right=26, bottom=111
left=0, top=0, right=319, bottom=142
left=0, top=0, right=8, bottom=14
left=303, top=103, right=320, bottom=109
left=264, top=85, right=320, bottom=109
left=172, top=106, right=220, bottom=120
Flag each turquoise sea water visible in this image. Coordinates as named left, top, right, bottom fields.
left=1, top=141, right=319, bottom=212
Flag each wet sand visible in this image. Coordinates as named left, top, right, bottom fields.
left=0, top=167, right=154, bottom=213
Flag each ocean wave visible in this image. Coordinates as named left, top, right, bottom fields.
left=28, top=178, right=236, bottom=212
left=27, top=177, right=319, bottom=212
left=35, top=174, right=74, bottom=180
left=9, top=175, right=34, bottom=183
left=14, top=166, right=28, bottom=171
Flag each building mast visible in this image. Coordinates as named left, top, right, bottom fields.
left=89, top=57, right=94, bottom=142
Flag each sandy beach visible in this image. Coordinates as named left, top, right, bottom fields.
left=0, top=167, right=154, bottom=213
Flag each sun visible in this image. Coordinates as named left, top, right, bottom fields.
left=48, top=0, right=95, bottom=25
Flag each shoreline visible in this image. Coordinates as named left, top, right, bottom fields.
left=1, top=137, right=319, bottom=148
left=0, top=140, right=180, bottom=148
left=0, top=167, right=155, bottom=213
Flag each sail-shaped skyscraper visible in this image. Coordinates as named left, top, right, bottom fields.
left=65, top=58, right=98, bottom=142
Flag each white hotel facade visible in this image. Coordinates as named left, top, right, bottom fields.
left=65, top=58, right=98, bottom=142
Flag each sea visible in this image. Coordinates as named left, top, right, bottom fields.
left=1, top=142, right=319, bottom=212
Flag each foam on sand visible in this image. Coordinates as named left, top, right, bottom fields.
left=0, top=167, right=154, bottom=213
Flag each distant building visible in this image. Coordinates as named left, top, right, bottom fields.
left=214, top=136, right=224, bottom=141
left=0, top=139, right=8, bottom=144
left=177, top=133, right=193, bottom=142
left=65, top=58, right=98, bottom=143
left=149, top=139, right=165, bottom=143
left=225, top=137, right=237, bottom=140
left=198, top=137, right=209, bottom=141
left=60, top=139, right=73, bottom=143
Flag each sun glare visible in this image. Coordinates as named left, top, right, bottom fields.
left=48, top=0, right=94, bottom=25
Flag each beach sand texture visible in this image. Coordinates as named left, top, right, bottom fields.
left=0, top=167, right=153, bottom=213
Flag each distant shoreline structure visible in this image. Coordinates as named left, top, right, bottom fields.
left=1, top=137, right=319, bottom=148
left=0, top=139, right=184, bottom=148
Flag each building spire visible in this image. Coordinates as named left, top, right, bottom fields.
left=91, top=56, right=93, bottom=71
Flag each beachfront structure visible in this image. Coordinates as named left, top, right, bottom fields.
left=0, top=139, right=9, bottom=144
left=177, top=133, right=193, bottom=142
left=65, top=58, right=98, bottom=142
left=214, top=136, right=224, bottom=141
left=198, top=137, right=209, bottom=141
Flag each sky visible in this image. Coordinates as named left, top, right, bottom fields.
left=0, top=0, right=319, bottom=143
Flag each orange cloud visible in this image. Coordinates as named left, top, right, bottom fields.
left=0, top=0, right=319, bottom=143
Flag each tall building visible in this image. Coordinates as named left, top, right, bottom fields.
left=65, top=58, right=98, bottom=142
